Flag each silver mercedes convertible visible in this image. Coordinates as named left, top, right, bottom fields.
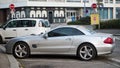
left=5, top=25, right=115, bottom=61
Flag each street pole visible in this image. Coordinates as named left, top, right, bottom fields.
left=83, top=0, right=86, bottom=17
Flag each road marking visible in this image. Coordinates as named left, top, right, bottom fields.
left=108, top=58, right=120, bottom=68
left=115, top=37, right=120, bottom=40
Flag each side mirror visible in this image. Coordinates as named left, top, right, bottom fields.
left=43, top=34, right=48, bottom=39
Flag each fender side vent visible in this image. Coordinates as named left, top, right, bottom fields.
left=32, top=44, right=37, bottom=48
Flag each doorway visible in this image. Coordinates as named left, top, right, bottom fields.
left=48, top=11, right=53, bottom=23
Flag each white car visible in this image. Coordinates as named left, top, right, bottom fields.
left=0, top=18, right=50, bottom=43
left=5, top=25, right=115, bottom=61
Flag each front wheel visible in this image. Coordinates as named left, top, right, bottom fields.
left=13, top=42, right=30, bottom=59
left=77, top=44, right=97, bottom=61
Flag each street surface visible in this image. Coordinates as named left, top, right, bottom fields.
left=0, top=45, right=10, bottom=68
left=18, top=56, right=119, bottom=68
left=17, top=36, right=120, bottom=68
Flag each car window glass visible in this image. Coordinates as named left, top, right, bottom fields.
left=40, top=20, right=46, bottom=27
left=48, top=27, right=84, bottom=37
left=26, top=20, right=36, bottom=27
left=18, top=20, right=36, bottom=27
left=44, top=20, right=50, bottom=27
left=40, top=20, right=50, bottom=27
left=6, top=21, right=18, bottom=28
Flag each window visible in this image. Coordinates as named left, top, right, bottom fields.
left=16, top=11, right=20, bottom=18
left=30, top=10, right=36, bottom=18
left=29, top=0, right=47, bottom=1
left=40, top=20, right=50, bottom=27
left=116, top=7, right=120, bottom=18
left=67, top=11, right=76, bottom=19
left=48, top=0, right=65, bottom=2
left=99, top=8, right=108, bottom=19
left=21, top=11, right=26, bottom=18
left=48, top=27, right=84, bottom=37
left=116, top=0, right=120, bottom=4
left=104, top=0, right=108, bottom=3
left=67, top=0, right=81, bottom=2
left=110, top=0, right=113, bottom=3
left=6, top=21, right=18, bottom=28
left=20, top=20, right=36, bottom=27
left=110, top=8, right=113, bottom=19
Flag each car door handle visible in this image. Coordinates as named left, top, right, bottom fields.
left=25, top=29, right=28, bottom=31
left=13, top=29, right=16, bottom=31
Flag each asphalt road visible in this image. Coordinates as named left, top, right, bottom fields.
left=17, top=36, right=120, bottom=68
left=18, top=55, right=119, bottom=68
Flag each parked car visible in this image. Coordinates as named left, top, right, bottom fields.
left=5, top=25, right=115, bottom=61
left=0, top=18, right=50, bottom=43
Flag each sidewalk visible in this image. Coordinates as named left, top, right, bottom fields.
left=0, top=45, right=9, bottom=68
left=0, top=45, right=19, bottom=68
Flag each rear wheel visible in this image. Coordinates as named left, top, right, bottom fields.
left=77, top=43, right=97, bottom=61
left=13, top=42, right=30, bottom=59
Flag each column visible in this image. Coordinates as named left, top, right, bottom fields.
left=108, top=8, right=110, bottom=19
left=113, top=7, right=116, bottom=19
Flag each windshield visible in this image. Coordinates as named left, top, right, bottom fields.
left=81, top=27, right=96, bottom=35
left=44, top=21, right=50, bottom=27
left=41, top=20, right=50, bottom=27
left=87, top=29, right=96, bottom=34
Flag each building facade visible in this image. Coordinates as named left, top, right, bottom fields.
left=0, top=0, right=120, bottom=24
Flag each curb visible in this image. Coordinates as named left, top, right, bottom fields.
left=108, top=58, right=120, bottom=67
left=0, top=45, right=20, bottom=68
left=7, top=55, right=20, bottom=68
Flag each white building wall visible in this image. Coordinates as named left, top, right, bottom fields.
left=0, top=0, right=120, bottom=21
left=0, top=0, right=120, bottom=8
left=0, top=0, right=27, bottom=9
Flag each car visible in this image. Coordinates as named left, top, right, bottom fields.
left=0, top=18, right=50, bottom=43
left=5, top=25, right=115, bottom=61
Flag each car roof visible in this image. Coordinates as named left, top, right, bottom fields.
left=10, top=18, right=45, bottom=21
left=56, top=25, right=87, bottom=29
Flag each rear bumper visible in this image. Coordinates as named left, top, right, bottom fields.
left=96, top=44, right=115, bottom=55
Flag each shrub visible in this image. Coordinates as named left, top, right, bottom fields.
left=67, top=16, right=91, bottom=25
left=100, top=19, right=120, bottom=29
left=67, top=16, right=120, bottom=29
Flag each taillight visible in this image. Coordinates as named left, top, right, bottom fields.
left=104, top=37, right=113, bottom=44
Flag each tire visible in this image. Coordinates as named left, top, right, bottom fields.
left=77, top=43, right=97, bottom=61
left=13, top=42, right=30, bottom=59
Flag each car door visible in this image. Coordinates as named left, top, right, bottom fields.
left=16, top=20, right=36, bottom=37
left=2, top=20, right=17, bottom=41
left=37, top=27, right=74, bottom=52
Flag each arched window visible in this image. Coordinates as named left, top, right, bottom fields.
left=30, top=10, right=36, bottom=18
left=60, top=10, right=64, bottom=17
left=11, top=12, right=15, bottom=19
left=16, top=11, right=20, bottom=18
left=42, top=10, right=47, bottom=17
left=21, top=11, right=26, bottom=18
left=36, top=10, right=41, bottom=17
left=54, top=10, right=59, bottom=17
